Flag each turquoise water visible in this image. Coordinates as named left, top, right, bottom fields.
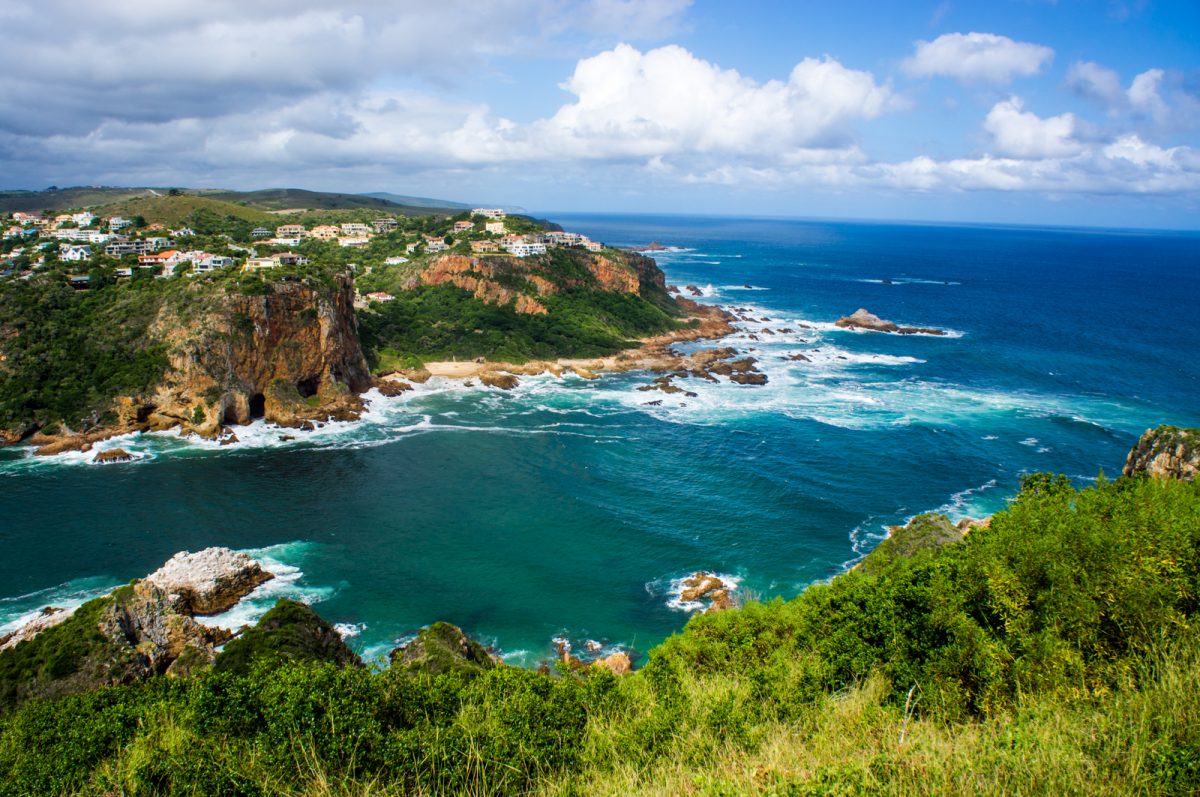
left=2, top=216, right=1198, bottom=665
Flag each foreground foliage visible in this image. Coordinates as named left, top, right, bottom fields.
left=1, top=474, right=1198, bottom=795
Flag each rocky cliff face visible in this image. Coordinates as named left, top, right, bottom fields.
left=417, top=250, right=668, bottom=315
left=1123, top=425, right=1200, bottom=481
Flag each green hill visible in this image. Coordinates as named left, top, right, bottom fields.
left=0, top=187, right=158, bottom=214
left=92, top=193, right=277, bottom=227
left=204, top=188, right=461, bottom=214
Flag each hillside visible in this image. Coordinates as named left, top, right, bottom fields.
left=0, top=187, right=157, bottom=214
left=92, top=193, right=277, bottom=227
left=0, top=452, right=1197, bottom=795
left=361, top=191, right=473, bottom=210
left=204, top=188, right=461, bottom=214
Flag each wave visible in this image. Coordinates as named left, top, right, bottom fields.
left=645, top=572, right=742, bottom=613
left=855, top=278, right=962, bottom=286
left=195, top=541, right=334, bottom=633
left=932, top=479, right=999, bottom=520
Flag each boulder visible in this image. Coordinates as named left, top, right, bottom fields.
left=101, top=583, right=232, bottom=680
left=1123, top=425, right=1200, bottom=481
left=835, top=308, right=946, bottom=336
left=480, top=371, right=520, bottom=390
left=730, top=372, right=768, bottom=385
left=593, top=650, right=633, bottom=675
left=142, top=547, right=274, bottom=616
left=690, top=347, right=738, bottom=367
left=375, top=379, right=413, bottom=397
left=93, top=448, right=133, bottom=464
left=788, top=353, right=811, bottom=362
left=570, top=366, right=600, bottom=380
left=680, top=573, right=725, bottom=602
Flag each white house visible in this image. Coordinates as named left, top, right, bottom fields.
left=108, top=217, right=133, bottom=231
left=472, top=208, right=506, bottom=219
left=60, top=245, right=92, bottom=262
left=72, top=212, right=96, bottom=227
left=503, top=241, right=547, bottom=257
left=193, top=255, right=234, bottom=274
left=484, top=221, right=507, bottom=235
left=338, top=236, right=371, bottom=248
left=341, top=223, right=372, bottom=236
left=453, top=220, right=474, bottom=233
left=384, top=256, right=409, bottom=265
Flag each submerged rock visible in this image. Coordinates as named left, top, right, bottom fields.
left=142, top=547, right=274, bottom=616
left=390, top=622, right=497, bottom=676
left=679, top=572, right=738, bottom=614
left=1123, top=425, right=1200, bottom=481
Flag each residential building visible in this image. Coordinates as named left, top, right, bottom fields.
left=108, top=217, right=133, bottom=231
left=546, top=231, right=584, bottom=247
left=453, top=220, right=474, bottom=233
left=13, top=212, right=43, bottom=226
left=365, top=291, right=394, bottom=302
left=425, top=240, right=449, bottom=253
left=309, top=225, right=340, bottom=240
left=276, top=224, right=306, bottom=238
left=583, top=240, right=603, bottom=252
left=372, top=219, right=398, bottom=233
left=472, top=208, right=506, bottom=219
left=470, top=240, right=500, bottom=254
left=503, top=241, right=547, bottom=257
left=338, top=236, right=370, bottom=248
left=341, top=223, right=372, bottom=236
left=53, top=214, right=73, bottom=227
left=72, top=212, right=97, bottom=227
left=243, top=257, right=277, bottom=272
left=484, top=221, right=506, bottom=235
left=60, top=245, right=92, bottom=262
left=383, top=256, right=409, bottom=265
left=104, top=238, right=167, bottom=256
left=172, top=227, right=196, bottom=237
left=251, top=227, right=271, bottom=238
left=193, top=255, right=234, bottom=274
left=138, top=249, right=183, bottom=268
left=405, top=242, right=420, bottom=254
left=274, top=252, right=310, bottom=266
left=268, top=237, right=303, bottom=247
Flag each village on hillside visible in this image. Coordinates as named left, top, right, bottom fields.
left=0, top=205, right=607, bottom=294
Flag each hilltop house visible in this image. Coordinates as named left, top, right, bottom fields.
left=372, top=219, right=398, bottom=233
left=365, top=291, right=394, bottom=302
left=484, top=221, right=506, bottom=235
left=383, top=256, right=408, bottom=265
left=108, top=217, right=133, bottom=231
left=251, top=227, right=271, bottom=238
left=276, top=224, right=306, bottom=238
left=309, top=225, right=340, bottom=240
left=472, top=208, right=506, bottom=219
left=453, top=220, right=474, bottom=233
left=502, top=240, right=547, bottom=257
left=193, top=255, right=234, bottom=274
left=341, top=223, right=372, bottom=237
left=470, top=240, right=500, bottom=254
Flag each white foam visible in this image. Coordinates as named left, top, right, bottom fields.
left=334, top=622, right=366, bottom=639
left=649, top=572, right=743, bottom=613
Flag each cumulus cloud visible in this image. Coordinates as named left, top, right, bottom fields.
left=1066, top=61, right=1126, bottom=107
left=1066, top=61, right=1187, bottom=128
left=1128, top=69, right=1169, bottom=123
left=903, top=32, right=1053, bottom=84
left=983, top=97, right=1083, bottom=159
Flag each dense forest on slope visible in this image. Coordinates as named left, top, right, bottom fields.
left=1, top=472, right=1197, bottom=795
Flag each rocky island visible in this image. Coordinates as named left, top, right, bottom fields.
left=835, top=307, right=947, bottom=335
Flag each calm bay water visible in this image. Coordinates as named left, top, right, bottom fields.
left=2, top=216, right=1198, bottom=664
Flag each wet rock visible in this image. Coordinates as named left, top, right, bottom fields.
left=690, top=347, right=737, bottom=367
left=570, top=366, right=599, bottom=380
left=788, top=353, right=811, bottom=362
left=643, top=400, right=663, bottom=406
left=480, top=371, right=520, bottom=390
left=403, top=368, right=433, bottom=384
left=299, top=420, right=316, bottom=431
left=685, top=284, right=703, bottom=296
left=375, top=379, right=413, bottom=397
left=730, top=372, right=768, bottom=385
left=218, top=432, right=239, bottom=446
left=835, top=308, right=945, bottom=335
left=93, top=448, right=133, bottom=464
left=142, top=547, right=274, bottom=616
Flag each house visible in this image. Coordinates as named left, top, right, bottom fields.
left=68, top=275, right=91, bottom=289
left=365, top=291, right=394, bottom=302
left=583, top=240, right=603, bottom=252
left=453, top=220, right=474, bottom=233
left=472, top=208, right=506, bottom=219
left=114, top=268, right=133, bottom=278
left=72, top=212, right=97, bottom=227
left=405, top=242, right=420, bottom=254
left=503, top=241, right=547, bottom=258
left=372, top=219, right=398, bottom=233
left=340, top=223, right=372, bottom=237
left=193, top=255, right=234, bottom=274
left=12, top=212, right=43, bottom=226
left=105, top=238, right=166, bottom=256
left=138, top=249, right=182, bottom=267
left=251, top=227, right=271, bottom=238
left=274, top=252, right=310, bottom=266
left=108, top=217, right=133, bottom=231
left=309, top=225, right=340, bottom=240
left=268, top=237, right=303, bottom=247
left=242, top=257, right=277, bottom=272
left=172, top=227, right=196, bottom=237
left=546, top=231, right=583, bottom=247
left=53, top=214, right=73, bottom=227
left=384, top=256, right=409, bottom=265
left=338, top=236, right=370, bottom=248
left=276, top=224, right=306, bottom=238
left=60, top=245, right=92, bottom=262
left=470, top=240, right=500, bottom=254
left=425, top=240, right=449, bottom=253
left=484, top=221, right=506, bottom=235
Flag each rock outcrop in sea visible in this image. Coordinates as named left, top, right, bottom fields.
left=1123, top=425, right=1200, bottom=481
left=390, top=622, right=498, bottom=676
left=143, top=547, right=275, bottom=616
left=835, top=308, right=946, bottom=336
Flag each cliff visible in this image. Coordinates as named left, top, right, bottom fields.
left=1123, top=425, right=1200, bottom=481
left=18, top=274, right=371, bottom=453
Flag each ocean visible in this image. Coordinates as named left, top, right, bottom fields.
left=2, top=215, right=1198, bottom=666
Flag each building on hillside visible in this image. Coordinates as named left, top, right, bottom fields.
left=472, top=208, right=506, bottom=219
left=105, top=238, right=166, bottom=256
left=138, top=249, right=183, bottom=268
left=309, top=225, right=340, bottom=240
left=53, top=214, right=73, bottom=227
left=405, top=242, right=420, bottom=254
left=338, top=236, right=370, bottom=248
left=72, top=212, right=97, bottom=227
left=484, top=221, right=506, bottom=235
left=68, top=275, right=91, bottom=289
left=60, top=245, right=92, bottom=262
left=365, top=291, right=394, bottom=302
left=108, top=217, right=133, bottom=231
left=341, top=223, right=372, bottom=236
left=383, top=256, right=408, bottom=265
left=251, top=227, right=271, bottom=238
left=372, top=218, right=398, bottom=233
left=193, top=255, right=234, bottom=274
left=274, top=252, right=310, bottom=266
left=172, top=227, right=196, bottom=237
left=13, top=212, right=43, bottom=226
left=276, top=224, right=306, bottom=238
left=453, top=220, right=474, bottom=233
left=268, top=237, right=302, bottom=247
left=470, top=240, right=500, bottom=254
left=583, top=240, right=602, bottom=252
left=425, top=240, right=449, bottom=253
left=503, top=241, right=547, bottom=257
left=546, top=231, right=583, bottom=247
left=242, top=257, right=277, bottom=272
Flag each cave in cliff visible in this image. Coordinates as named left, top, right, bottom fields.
left=248, top=393, right=265, bottom=419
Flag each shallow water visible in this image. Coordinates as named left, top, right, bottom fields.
left=2, top=215, right=1197, bottom=666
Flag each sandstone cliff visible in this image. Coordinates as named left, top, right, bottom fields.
left=1123, top=425, right=1200, bottom=481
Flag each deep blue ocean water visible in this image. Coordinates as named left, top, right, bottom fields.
left=1, top=215, right=1198, bottom=665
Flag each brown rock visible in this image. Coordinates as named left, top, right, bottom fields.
left=788, top=353, right=811, bottom=362
left=593, top=651, right=633, bottom=675
left=93, top=448, right=133, bottom=464
left=1123, top=425, right=1200, bottom=481
left=480, top=371, right=520, bottom=390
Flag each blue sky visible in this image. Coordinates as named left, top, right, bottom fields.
left=1, top=0, right=1198, bottom=228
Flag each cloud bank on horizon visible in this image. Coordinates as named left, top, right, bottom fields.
left=1, top=0, right=1197, bottom=225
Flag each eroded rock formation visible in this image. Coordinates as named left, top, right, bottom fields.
left=1124, top=425, right=1200, bottom=481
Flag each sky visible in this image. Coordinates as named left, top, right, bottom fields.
left=2, top=0, right=1199, bottom=228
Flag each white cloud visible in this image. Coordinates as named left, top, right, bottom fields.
left=1066, top=61, right=1125, bottom=107
left=1128, top=69, right=1169, bottom=123
left=903, top=32, right=1053, bottom=84
left=983, top=97, right=1083, bottom=159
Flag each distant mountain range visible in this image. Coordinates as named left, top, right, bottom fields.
left=0, top=186, right=472, bottom=215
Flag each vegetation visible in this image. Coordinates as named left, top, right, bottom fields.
left=1, top=473, right=1197, bottom=794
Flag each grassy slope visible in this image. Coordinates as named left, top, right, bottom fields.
left=0, top=187, right=157, bottom=214
left=92, top=194, right=277, bottom=227
left=1, top=474, right=1197, bottom=795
